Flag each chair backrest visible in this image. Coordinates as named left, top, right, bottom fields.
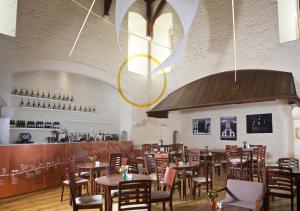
left=155, top=153, right=169, bottom=189
left=109, top=153, right=122, bottom=174
left=118, top=180, right=152, bottom=211
left=226, top=179, right=264, bottom=202
left=257, top=146, right=266, bottom=167
left=127, top=158, right=139, bottom=174
left=163, top=167, right=177, bottom=194
left=188, top=149, right=200, bottom=164
left=68, top=171, right=79, bottom=206
left=142, top=144, right=152, bottom=153
left=266, top=166, right=293, bottom=195
left=144, top=155, right=156, bottom=175
left=278, top=158, right=299, bottom=168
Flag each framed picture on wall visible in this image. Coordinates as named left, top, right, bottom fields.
left=246, top=113, right=273, bottom=133
left=220, top=116, right=237, bottom=140
left=192, top=118, right=211, bottom=135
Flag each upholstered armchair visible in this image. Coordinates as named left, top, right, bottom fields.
left=216, top=179, right=265, bottom=211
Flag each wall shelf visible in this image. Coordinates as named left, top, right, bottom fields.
left=11, top=94, right=76, bottom=104
left=17, top=106, right=96, bottom=114
left=65, top=120, right=114, bottom=124
left=10, top=128, right=61, bottom=131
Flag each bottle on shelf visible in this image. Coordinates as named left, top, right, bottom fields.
left=93, top=107, right=96, bottom=113
left=79, top=105, right=83, bottom=112
left=47, top=102, right=51, bottom=109
left=42, top=91, right=45, bottom=98
left=37, top=101, right=42, bottom=108
left=25, top=89, right=29, bottom=96
left=32, top=101, right=37, bottom=108
left=42, top=102, right=46, bottom=108
left=70, top=96, right=74, bottom=102
left=73, top=105, right=77, bottom=111
left=20, top=88, right=24, bottom=96
left=20, top=99, right=24, bottom=107
left=62, top=94, right=66, bottom=101
left=62, top=104, right=66, bottom=110
left=57, top=103, right=61, bottom=110
left=68, top=104, right=72, bottom=111
left=53, top=93, right=56, bottom=100
left=26, top=100, right=31, bottom=107
left=47, top=91, right=51, bottom=99
left=36, top=90, right=40, bottom=98
left=12, top=87, right=18, bottom=95
left=66, top=95, right=69, bottom=101
left=58, top=93, right=61, bottom=100
left=30, top=90, right=35, bottom=97
left=53, top=103, right=57, bottom=109
left=84, top=106, right=87, bottom=112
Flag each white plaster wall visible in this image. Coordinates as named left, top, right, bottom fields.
left=166, top=101, right=294, bottom=163
left=9, top=70, right=120, bottom=144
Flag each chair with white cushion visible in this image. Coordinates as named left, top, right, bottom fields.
left=216, top=179, right=265, bottom=211
left=68, top=171, right=103, bottom=211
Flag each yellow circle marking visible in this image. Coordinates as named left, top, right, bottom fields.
left=117, top=54, right=167, bottom=108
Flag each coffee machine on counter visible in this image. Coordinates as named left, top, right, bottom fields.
left=16, top=133, right=34, bottom=144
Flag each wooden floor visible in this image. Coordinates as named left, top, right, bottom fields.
left=0, top=175, right=296, bottom=211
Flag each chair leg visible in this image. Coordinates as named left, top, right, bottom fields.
left=162, top=202, right=166, bottom=211
left=192, top=181, right=196, bottom=200
left=169, top=201, right=173, bottom=211
left=291, top=196, right=294, bottom=211
left=178, top=181, right=181, bottom=200
left=61, top=185, right=64, bottom=202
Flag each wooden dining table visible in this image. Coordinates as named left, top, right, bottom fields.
left=193, top=204, right=251, bottom=211
left=95, top=173, right=152, bottom=211
left=169, top=162, right=197, bottom=201
left=76, top=162, right=110, bottom=195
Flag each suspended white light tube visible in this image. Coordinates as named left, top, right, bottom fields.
left=69, top=0, right=96, bottom=57
left=231, top=0, right=237, bottom=83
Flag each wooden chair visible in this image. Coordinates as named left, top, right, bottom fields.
left=186, top=149, right=200, bottom=187
left=278, top=158, right=299, bottom=168
left=127, top=158, right=139, bottom=174
left=142, top=144, right=152, bottom=154
left=108, top=153, right=122, bottom=175
left=266, top=166, right=296, bottom=211
left=253, top=146, right=266, bottom=182
left=118, top=180, right=152, bottom=211
left=144, top=155, right=157, bottom=182
left=192, top=157, right=213, bottom=200
left=154, top=153, right=181, bottom=200
left=151, top=167, right=176, bottom=211
left=216, top=179, right=265, bottom=211
left=226, top=147, right=251, bottom=181
left=59, top=166, right=88, bottom=205
left=68, top=171, right=103, bottom=211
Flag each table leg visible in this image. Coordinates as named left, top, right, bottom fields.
left=104, top=186, right=108, bottom=211
left=107, top=186, right=112, bottom=211
left=89, top=169, right=93, bottom=195
left=182, top=169, right=186, bottom=201
left=250, top=152, right=253, bottom=181
left=295, top=175, right=300, bottom=211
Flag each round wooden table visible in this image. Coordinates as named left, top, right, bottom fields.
left=169, top=162, right=197, bottom=200
left=95, top=174, right=152, bottom=211
left=76, top=162, right=109, bottom=195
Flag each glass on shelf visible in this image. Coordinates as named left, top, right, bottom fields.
left=93, top=107, right=96, bottom=113
left=32, top=101, right=37, bottom=108
left=47, top=102, right=51, bottom=109
left=25, top=89, right=29, bottom=96
left=68, top=104, right=72, bottom=111
left=53, top=93, right=56, bottom=100
left=36, top=90, right=40, bottom=98
left=73, top=105, right=77, bottom=111
left=42, top=102, right=46, bottom=108
left=26, top=100, right=31, bottom=107
left=70, top=96, right=74, bottom=102
left=42, top=91, right=46, bottom=98
left=79, top=105, right=82, bottom=112
left=53, top=103, right=57, bottom=109
left=57, top=103, right=61, bottom=110
left=58, top=93, right=61, bottom=100
left=20, top=88, right=24, bottom=96
left=12, top=87, right=18, bottom=95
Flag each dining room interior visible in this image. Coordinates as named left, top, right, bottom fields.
left=1, top=0, right=300, bottom=211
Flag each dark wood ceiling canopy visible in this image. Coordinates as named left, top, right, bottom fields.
left=146, top=0, right=166, bottom=37
left=147, top=70, right=300, bottom=118
left=104, top=0, right=113, bottom=16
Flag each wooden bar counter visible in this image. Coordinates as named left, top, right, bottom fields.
left=0, top=141, right=133, bottom=199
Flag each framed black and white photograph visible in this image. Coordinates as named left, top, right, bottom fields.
left=220, top=116, right=237, bottom=140
left=192, top=118, right=211, bottom=135
left=246, top=113, right=273, bottom=133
